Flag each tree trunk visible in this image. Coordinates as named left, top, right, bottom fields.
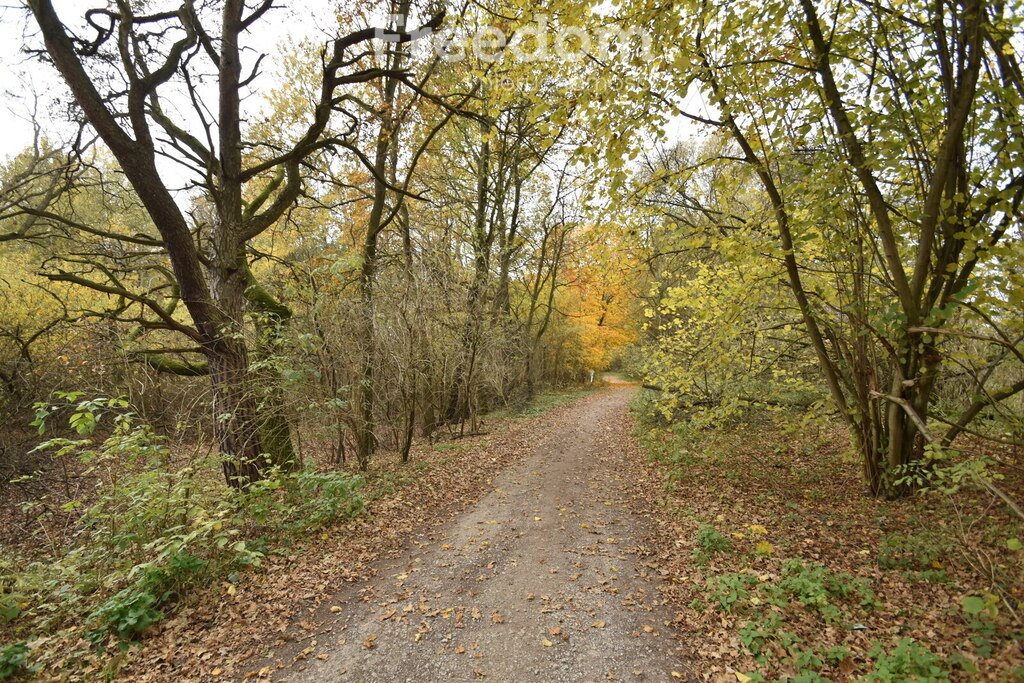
left=28, top=0, right=444, bottom=490
left=208, top=339, right=266, bottom=488
left=355, top=253, right=377, bottom=471
left=353, top=4, right=410, bottom=469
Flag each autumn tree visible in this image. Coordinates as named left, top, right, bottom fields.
left=620, top=0, right=1024, bottom=495
left=23, top=0, right=442, bottom=487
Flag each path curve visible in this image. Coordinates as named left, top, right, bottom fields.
left=283, top=385, right=688, bottom=682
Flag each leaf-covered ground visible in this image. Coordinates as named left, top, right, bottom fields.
left=9, top=382, right=1021, bottom=681
left=632, top=392, right=1024, bottom=681
left=275, top=380, right=688, bottom=682
left=110, top=384, right=682, bottom=682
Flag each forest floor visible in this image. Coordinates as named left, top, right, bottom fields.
left=20, top=380, right=1019, bottom=681
left=632, top=394, right=1024, bottom=682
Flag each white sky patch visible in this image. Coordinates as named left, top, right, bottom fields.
left=0, top=1, right=704, bottom=178
left=0, top=1, right=339, bottom=163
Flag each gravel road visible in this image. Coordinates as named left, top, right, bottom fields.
left=282, top=383, right=690, bottom=682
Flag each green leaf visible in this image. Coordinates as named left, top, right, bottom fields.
left=960, top=595, right=985, bottom=616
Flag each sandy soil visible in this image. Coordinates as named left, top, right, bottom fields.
left=280, top=384, right=691, bottom=682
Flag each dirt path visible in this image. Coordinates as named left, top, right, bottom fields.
left=282, top=384, right=689, bottom=682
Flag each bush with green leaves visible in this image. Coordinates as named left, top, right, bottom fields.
left=0, top=562, right=29, bottom=625
left=692, top=524, right=732, bottom=565
left=738, top=613, right=785, bottom=658
left=790, top=646, right=824, bottom=673
left=878, top=530, right=947, bottom=572
left=706, top=571, right=757, bottom=611
left=957, top=592, right=1006, bottom=659
left=762, top=559, right=877, bottom=622
left=0, top=642, right=34, bottom=680
left=87, top=587, right=162, bottom=645
left=3, top=393, right=365, bottom=667
left=864, top=638, right=950, bottom=682
left=239, top=467, right=364, bottom=531
left=81, top=549, right=212, bottom=646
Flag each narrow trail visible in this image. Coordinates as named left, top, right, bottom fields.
left=283, top=383, right=689, bottom=682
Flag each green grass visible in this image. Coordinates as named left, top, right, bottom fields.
left=487, top=385, right=595, bottom=419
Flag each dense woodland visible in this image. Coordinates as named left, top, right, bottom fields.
left=0, top=0, right=1021, bottom=679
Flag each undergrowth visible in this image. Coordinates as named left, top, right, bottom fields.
left=487, top=385, right=595, bottom=419
left=631, top=389, right=1024, bottom=681
left=1, top=385, right=587, bottom=678
left=0, top=394, right=363, bottom=678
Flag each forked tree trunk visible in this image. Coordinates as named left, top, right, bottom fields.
left=846, top=339, right=937, bottom=498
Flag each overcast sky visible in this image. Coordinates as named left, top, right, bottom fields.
left=0, top=1, right=706, bottom=170
left=0, top=1, right=343, bottom=163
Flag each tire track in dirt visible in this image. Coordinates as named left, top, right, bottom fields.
left=282, top=383, right=690, bottom=682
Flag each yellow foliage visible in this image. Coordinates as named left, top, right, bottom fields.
left=559, top=227, right=642, bottom=371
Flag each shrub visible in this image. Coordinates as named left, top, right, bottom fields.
left=790, top=646, right=824, bottom=672
left=693, top=524, right=732, bottom=565
left=7, top=394, right=366, bottom=653
left=763, top=559, right=876, bottom=622
left=87, top=587, right=162, bottom=645
left=878, top=531, right=945, bottom=571
left=864, top=638, right=950, bottom=682
left=0, top=642, right=33, bottom=680
left=905, top=569, right=950, bottom=584
left=706, top=572, right=757, bottom=611
left=289, top=469, right=364, bottom=528
left=738, top=613, right=783, bottom=658
left=824, top=645, right=852, bottom=664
